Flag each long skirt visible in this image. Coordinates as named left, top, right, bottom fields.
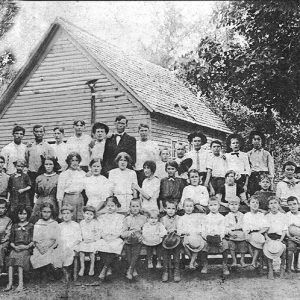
left=30, top=245, right=62, bottom=269
left=62, top=193, right=84, bottom=222
left=7, top=249, right=31, bottom=271
left=95, top=238, right=124, bottom=255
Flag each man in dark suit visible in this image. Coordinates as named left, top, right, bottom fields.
left=102, top=115, right=136, bottom=177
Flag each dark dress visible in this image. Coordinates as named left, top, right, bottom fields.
left=159, top=177, right=187, bottom=206
left=7, top=222, right=34, bottom=271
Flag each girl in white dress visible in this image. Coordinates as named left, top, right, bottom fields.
left=84, top=158, right=113, bottom=215
left=78, top=206, right=99, bottom=277
left=108, top=152, right=138, bottom=214
left=97, top=196, right=125, bottom=281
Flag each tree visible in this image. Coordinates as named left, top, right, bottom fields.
left=0, top=0, right=19, bottom=95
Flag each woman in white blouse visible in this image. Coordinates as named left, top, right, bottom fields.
left=57, top=152, right=86, bottom=222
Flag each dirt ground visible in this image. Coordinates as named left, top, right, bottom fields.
left=0, top=259, right=299, bottom=300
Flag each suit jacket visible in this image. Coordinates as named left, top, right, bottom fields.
left=102, top=132, right=136, bottom=176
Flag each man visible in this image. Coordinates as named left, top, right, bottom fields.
left=66, top=120, right=92, bottom=172
left=89, top=122, right=109, bottom=161
left=102, top=115, right=136, bottom=177
left=51, top=126, right=68, bottom=171
left=135, top=123, right=159, bottom=186
left=1, top=125, right=26, bottom=175
left=174, top=143, right=186, bottom=165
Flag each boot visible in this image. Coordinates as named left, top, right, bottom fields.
left=173, top=267, right=181, bottom=282
left=126, top=267, right=133, bottom=280
left=162, top=268, right=168, bottom=282
left=201, top=262, right=208, bottom=274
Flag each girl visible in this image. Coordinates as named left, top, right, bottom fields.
left=96, top=196, right=125, bottom=280
left=30, top=203, right=62, bottom=280
left=59, top=205, right=81, bottom=282
left=7, top=159, right=31, bottom=221
left=57, top=152, right=86, bottom=222
left=155, top=147, right=170, bottom=179
left=84, top=159, right=113, bottom=215
left=5, top=205, right=33, bottom=292
left=31, top=156, right=60, bottom=223
left=78, top=206, right=99, bottom=277
left=121, top=199, right=147, bottom=280
left=108, top=152, right=138, bottom=214
left=132, top=160, right=160, bottom=213
left=142, top=209, right=167, bottom=269
left=179, top=169, right=209, bottom=213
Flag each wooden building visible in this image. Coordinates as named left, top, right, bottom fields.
left=0, top=18, right=231, bottom=155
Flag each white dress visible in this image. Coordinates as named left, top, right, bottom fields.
left=78, top=219, right=99, bottom=253
left=177, top=213, right=204, bottom=236
left=96, top=213, right=125, bottom=254
left=141, top=176, right=160, bottom=212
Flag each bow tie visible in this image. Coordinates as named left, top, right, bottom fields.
left=283, top=179, right=298, bottom=188
left=254, top=148, right=262, bottom=152
left=116, top=134, right=122, bottom=137
left=168, top=177, right=175, bottom=181
left=231, top=152, right=239, bottom=157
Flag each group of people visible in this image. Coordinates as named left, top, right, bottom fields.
left=0, top=114, right=300, bottom=292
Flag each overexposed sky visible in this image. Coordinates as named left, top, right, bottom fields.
left=1, top=1, right=215, bottom=69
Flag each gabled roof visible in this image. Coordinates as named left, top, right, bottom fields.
left=1, top=18, right=232, bottom=134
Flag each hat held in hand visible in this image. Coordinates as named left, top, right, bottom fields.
left=263, top=240, right=285, bottom=260
left=249, top=232, right=265, bottom=249
left=206, top=234, right=222, bottom=246
left=162, top=232, right=181, bottom=249
left=288, top=225, right=300, bottom=238
left=126, top=230, right=142, bottom=244
left=184, top=234, right=205, bottom=252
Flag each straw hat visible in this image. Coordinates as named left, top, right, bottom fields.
left=126, top=230, right=142, bottom=245
left=288, top=225, right=300, bottom=238
left=263, top=240, right=285, bottom=260
left=248, top=232, right=265, bottom=249
left=184, top=234, right=205, bottom=253
left=162, top=232, right=181, bottom=250
left=228, top=230, right=245, bottom=242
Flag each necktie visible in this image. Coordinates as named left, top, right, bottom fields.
left=231, top=152, right=239, bottom=157
left=116, top=134, right=122, bottom=145
left=235, top=216, right=238, bottom=223
left=196, top=150, right=200, bottom=171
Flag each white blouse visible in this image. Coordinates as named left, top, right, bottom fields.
left=98, top=213, right=125, bottom=238
left=141, top=176, right=160, bottom=211
left=177, top=213, right=204, bottom=236
left=242, top=211, right=269, bottom=233
left=108, top=168, right=138, bottom=195
left=202, top=213, right=226, bottom=238
left=179, top=185, right=209, bottom=209
left=265, top=212, right=288, bottom=235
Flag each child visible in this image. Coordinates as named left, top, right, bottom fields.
left=59, top=205, right=82, bottom=282
left=108, top=152, right=138, bottom=214
left=155, top=147, right=170, bottom=179
left=142, top=209, right=167, bottom=269
left=201, top=197, right=230, bottom=275
left=121, top=199, right=147, bottom=280
left=286, top=196, right=300, bottom=273
left=5, top=205, right=34, bottom=292
left=159, top=161, right=186, bottom=212
left=179, top=169, right=209, bottom=213
left=57, top=152, right=86, bottom=222
left=0, top=156, right=9, bottom=198
left=161, top=201, right=181, bottom=282
left=177, top=198, right=204, bottom=270
left=78, top=206, right=99, bottom=277
left=253, top=175, right=276, bottom=214
left=276, top=161, right=300, bottom=212
left=216, top=170, right=247, bottom=215
left=247, top=131, right=274, bottom=195
left=0, top=198, right=12, bottom=275
left=243, top=196, right=269, bottom=269
left=31, top=156, right=60, bottom=223
left=30, top=203, right=62, bottom=280
left=225, top=134, right=250, bottom=193
left=264, top=196, right=287, bottom=278
left=224, top=197, right=247, bottom=267
left=205, top=140, right=227, bottom=195
left=97, top=196, right=125, bottom=281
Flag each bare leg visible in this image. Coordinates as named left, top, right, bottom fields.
left=201, top=252, right=208, bottom=274
left=4, top=266, right=13, bottom=291
left=156, top=245, right=163, bottom=269
left=147, top=247, right=153, bottom=268
left=287, top=250, right=293, bottom=273
left=240, top=253, right=246, bottom=266
left=230, top=249, right=237, bottom=266
left=79, top=252, right=85, bottom=276
left=222, top=250, right=230, bottom=275
left=267, top=258, right=274, bottom=279
left=15, top=267, right=24, bottom=292
left=189, top=252, right=198, bottom=269
left=89, top=253, right=95, bottom=276
left=280, top=251, right=286, bottom=278
left=251, top=249, right=259, bottom=267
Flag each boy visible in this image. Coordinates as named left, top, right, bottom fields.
left=225, top=134, right=250, bottom=193
left=247, top=131, right=274, bottom=195
left=205, top=140, right=227, bottom=194
left=155, top=147, right=170, bottom=179
left=224, top=197, right=247, bottom=267
left=0, top=156, right=9, bottom=198
left=52, top=126, right=68, bottom=171
left=276, top=161, right=300, bottom=211
left=286, top=196, right=300, bottom=273
left=253, top=175, right=275, bottom=214
left=0, top=198, right=12, bottom=274
left=264, top=196, right=287, bottom=278
left=161, top=201, right=181, bottom=282
left=201, top=196, right=230, bottom=275
left=158, top=161, right=187, bottom=212
left=89, top=122, right=109, bottom=161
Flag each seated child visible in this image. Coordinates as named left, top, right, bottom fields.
left=5, top=204, right=33, bottom=292
left=264, top=196, right=287, bottom=279
left=201, top=197, right=230, bottom=275
left=276, top=161, right=300, bottom=212
left=59, top=205, right=82, bottom=282
left=285, top=196, right=300, bottom=273
left=121, top=199, right=147, bottom=280
left=178, top=169, right=209, bottom=213
left=177, top=198, right=205, bottom=270
left=224, top=197, right=248, bottom=267
left=159, top=161, right=187, bottom=212
left=0, top=156, right=9, bottom=198
left=142, top=209, right=167, bottom=269
left=253, top=175, right=275, bottom=214
left=0, top=198, right=12, bottom=275
left=161, top=201, right=181, bottom=282
left=243, top=196, right=269, bottom=269
left=216, top=170, right=248, bottom=215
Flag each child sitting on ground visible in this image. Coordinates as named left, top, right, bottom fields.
left=264, top=196, right=287, bottom=279
left=224, top=197, right=247, bottom=267
left=201, top=197, right=230, bottom=275
left=161, top=201, right=181, bottom=282
left=142, top=209, right=167, bottom=269
left=121, top=199, right=147, bottom=280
